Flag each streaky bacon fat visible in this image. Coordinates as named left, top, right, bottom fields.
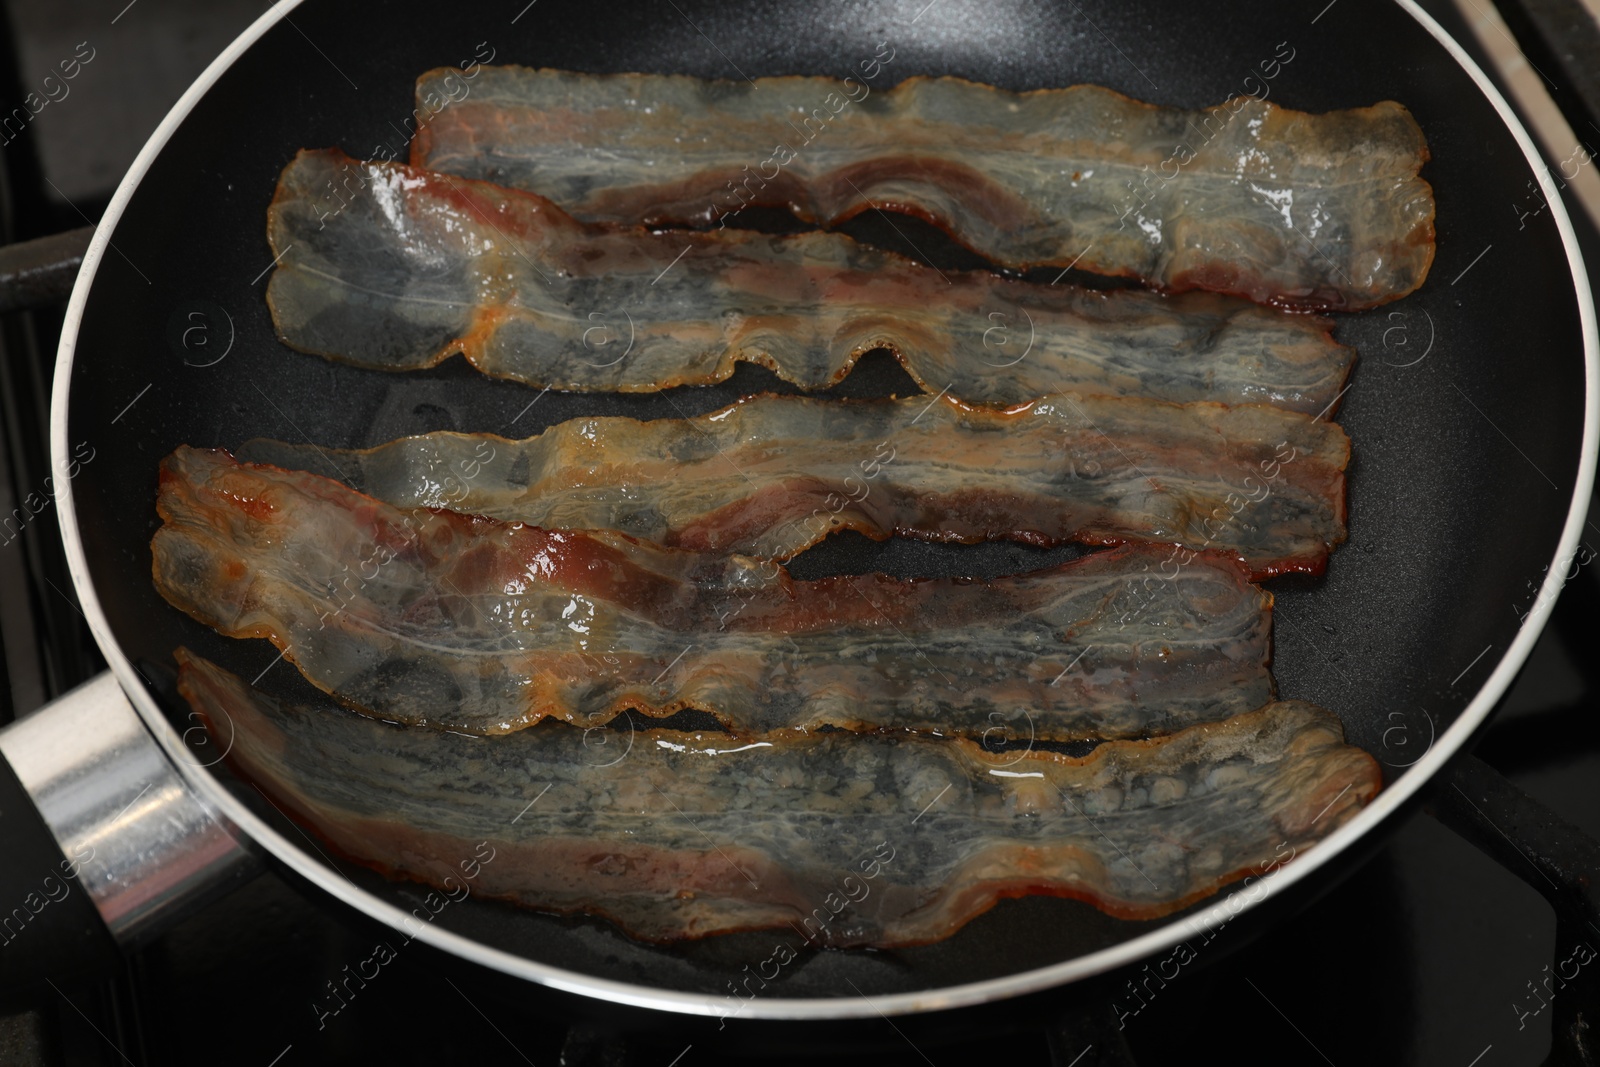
left=267, top=149, right=1355, bottom=413
left=153, top=446, right=1276, bottom=740
left=177, top=649, right=1380, bottom=945
left=238, top=389, right=1349, bottom=579
left=412, top=67, right=1435, bottom=310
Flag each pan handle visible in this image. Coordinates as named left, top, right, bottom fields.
left=0, top=670, right=259, bottom=988
left=0, top=227, right=95, bottom=314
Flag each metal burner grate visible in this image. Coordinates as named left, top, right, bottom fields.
left=1, top=1, right=1598, bottom=1064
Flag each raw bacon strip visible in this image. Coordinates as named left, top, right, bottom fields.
left=153, top=447, right=1273, bottom=740
left=238, top=390, right=1349, bottom=578
left=176, top=650, right=1381, bottom=944
left=266, top=150, right=1353, bottom=413
left=413, top=67, right=1435, bottom=310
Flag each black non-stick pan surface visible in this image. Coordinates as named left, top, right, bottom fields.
left=56, top=0, right=1594, bottom=1011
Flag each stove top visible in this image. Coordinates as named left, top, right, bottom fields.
left=0, top=1, right=1596, bottom=1064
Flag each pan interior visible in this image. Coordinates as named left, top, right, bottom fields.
left=62, top=0, right=1588, bottom=1002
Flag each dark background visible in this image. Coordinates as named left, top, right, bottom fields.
left=0, top=0, right=1597, bottom=1064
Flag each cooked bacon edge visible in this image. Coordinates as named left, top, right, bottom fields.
left=153, top=446, right=1274, bottom=740
left=412, top=67, right=1435, bottom=309
left=266, top=149, right=1353, bottom=412
left=238, top=390, right=1348, bottom=578
left=177, top=650, right=1379, bottom=944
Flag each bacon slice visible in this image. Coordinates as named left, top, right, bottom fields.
left=176, top=650, right=1379, bottom=944
left=266, top=149, right=1352, bottom=413
left=412, top=67, right=1435, bottom=310
left=238, top=390, right=1348, bottom=577
left=153, top=447, right=1274, bottom=740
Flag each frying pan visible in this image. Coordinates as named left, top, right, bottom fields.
left=0, top=0, right=1593, bottom=1026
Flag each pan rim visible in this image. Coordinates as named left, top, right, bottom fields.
left=48, top=0, right=1599, bottom=1020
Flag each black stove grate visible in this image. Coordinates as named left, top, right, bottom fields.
left=2, top=1, right=1598, bottom=1064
